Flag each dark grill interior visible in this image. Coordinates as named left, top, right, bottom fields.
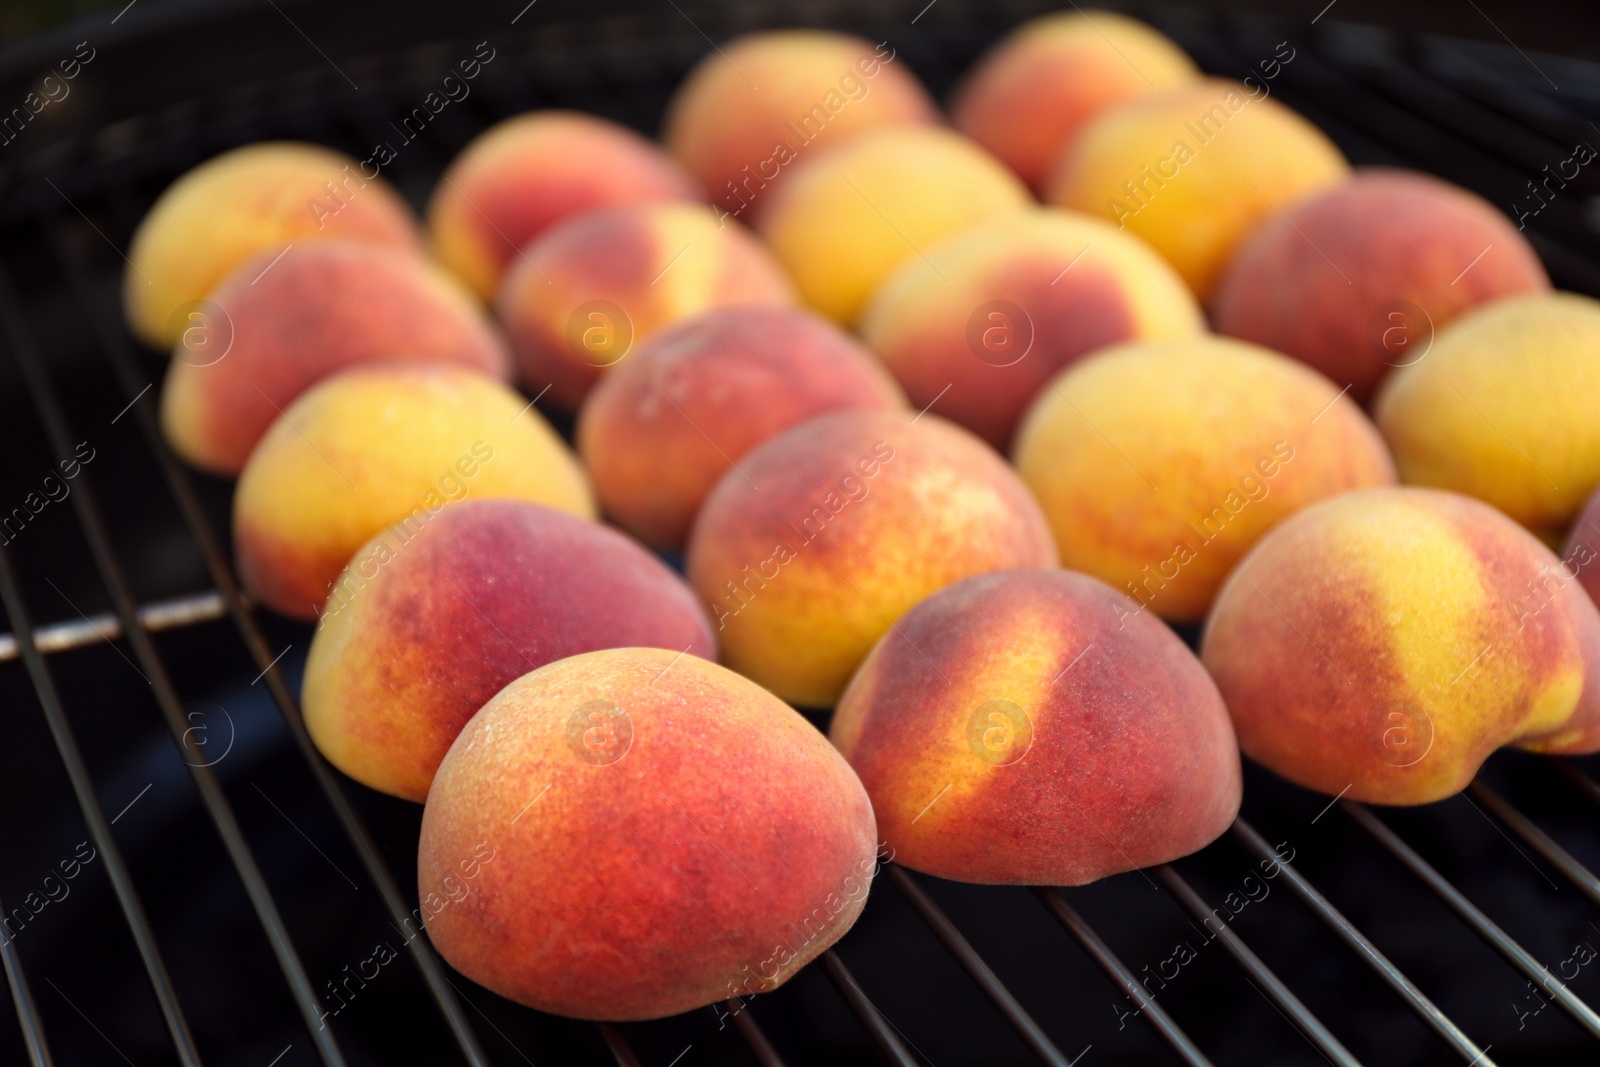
left=2, top=1, right=1600, bottom=1064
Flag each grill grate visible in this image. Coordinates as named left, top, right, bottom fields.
left=2, top=1, right=1600, bottom=1064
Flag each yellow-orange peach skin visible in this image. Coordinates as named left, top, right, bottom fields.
left=832, top=568, right=1240, bottom=884
left=1012, top=337, right=1396, bottom=623
left=686, top=409, right=1057, bottom=707
left=125, top=141, right=420, bottom=348
left=1202, top=487, right=1600, bottom=804
left=234, top=363, right=593, bottom=621
left=418, top=647, right=878, bottom=1019
left=1047, top=78, right=1349, bottom=302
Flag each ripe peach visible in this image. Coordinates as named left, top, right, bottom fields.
left=125, top=142, right=420, bottom=348
left=686, top=409, right=1057, bottom=708
left=427, top=111, right=703, bottom=301
left=497, top=201, right=795, bottom=409
left=1202, top=487, right=1600, bottom=805
left=1046, top=78, right=1349, bottom=301
left=1564, top=487, right=1600, bottom=612
left=159, top=242, right=509, bottom=476
left=859, top=207, right=1203, bottom=450
left=757, top=126, right=1031, bottom=324
left=1374, top=291, right=1600, bottom=541
left=1214, top=169, right=1550, bottom=403
left=234, top=363, right=593, bottom=621
left=302, top=500, right=714, bottom=802
left=1012, top=336, right=1396, bottom=623
left=418, top=647, right=878, bottom=1020
left=832, top=569, right=1239, bottom=884
left=578, top=306, right=906, bottom=549
left=663, top=30, right=939, bottom=226
left=952, top=10, right=1198, bottom=193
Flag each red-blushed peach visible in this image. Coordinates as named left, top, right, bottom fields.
left=159, top=242, right=509, bottom=476
left=1012, top=336, right=1396, bottom=623
left=685, top=409, right=1057, bottom=707
left=1214, top=169, right=1550, bottom=403
left=234, top=363, right=593, bottom=621
left=497, top=201, right=795, bottom=409
left=1201, top=487, right=1600, bottom=805
left=125, top=141, right=420, bottom=348
left=1046, top=78, right=1349, bottom=302
left=302, top=500, right=714, bottom=802
left=1564, top=486, right=1600, bottom=612
left=951, top=10, right=1199, bottom=193
left=1373, top=291, right=1600, bottom=542
left=832, top=569, right=1239, bottom=884
left=427, top=111, right=704, bottom=301
left=663, top=30, right=939, bottom=226
left=859, top=207, right=1203, bottom=450
left=417, top=647, right=878, bottom=1020
left=577, top=306, right=907, bottom=549
left=756, top=126, right=1031, bottom=324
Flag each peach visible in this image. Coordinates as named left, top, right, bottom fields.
left=1046, top=78, right=1349, bottom=302
left=234, top=362, right=593, bottom=621
left=1012, top=336, right=1396, bottom=623
left=578, top=306, right=906, bottom=549
left=1214, top=169, right=1550, bottom=403
left=832, top=569, right=1239, bottom=884
left=952, top=10, right=1198, bottom=193
left=1202, top=487, right=1600, bottom=805
left=663, top=30, right=939, bottom=226
left=686, top=409, right=1057, bottom=707
left=427, top=111, right=704, bottom=302
left=418, top=647, right=878, bottom=1020
left=1374, top=291, right=1600, bottom=542
left=125, top=141, right=420, bottom=348
left=859, top=207, right=1203, bottom=450
left=1564, top=486, right=1600, bottom=612
left=302, top=500, right=714, bottom=802
left=159, top=242, right=509, bottom=476
left=497, top=202, right=795, bottom=409
left=757, top=126, right=1031, bottom=324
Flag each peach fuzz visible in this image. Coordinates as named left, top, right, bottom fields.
left=757, top=126, right=1031, bottom=324
left=832, top=569, right=1239, bottom=884
left=952, top=10, right=1198, bottom=193
left=578, top=307, right=906, bottom=549
left=663, top=30, right=939, bottom=226
left=1202, top=487, right=1600, bottom=805
left=497, top=201, right=795, bottom=410
left=1374, top=291, right=1600, bottom=542
left=160, top=242, right=509, bottom=476
left=686, top=409, right=1057, bottom=708
left=859, top=207, right=1203, bottom=450
left=234, top=362, right=593, bottom=622
left=427, top=111, right=703, bottom=302
left=1012, top=336, right=1396, bottom=624
left=418, top=647, right=878, bottom=1020
left=1046, top=78, right=1349, bottom=302
left=1214, top=169, right=1549, bottom=403
left=302, top=500, right=714, bottom=802
left=125, top=141, right=420, bottom=348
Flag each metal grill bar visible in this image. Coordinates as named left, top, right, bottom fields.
left=0, top=890, right=53, bottom=1067
left=1031, top=887, right=1213, bottom=1067
left=1230, top=818, right=1494, bottom=1064
left=885, top=865, right=1070, bottom=1065
left=1466, top=780, right=1600, bottom=909
left=0, top=543, right=202, bottom=1064
left=0, top=259, right=346, bottom=1066
left=0, top=589, right=225, bottom=662
left=45, top=217, right=492, bottom=1065
left=1553, top=758, right=1600, bottom=811
left=729, top=1001, right=787, bottom=1067
left=599, top=1023, right=642, bottom=1067
left=1152, top=864, right=1362, bottom=1067
left=1340, top=800, right=1600, bottom=1040
left=821, top=950, right=919, bottom=1067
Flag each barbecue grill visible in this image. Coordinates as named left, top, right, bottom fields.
left=2, top=1, right=1600, bottom=1064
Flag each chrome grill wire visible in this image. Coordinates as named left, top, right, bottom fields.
left=0, top=2, right=1598, bottom=1065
